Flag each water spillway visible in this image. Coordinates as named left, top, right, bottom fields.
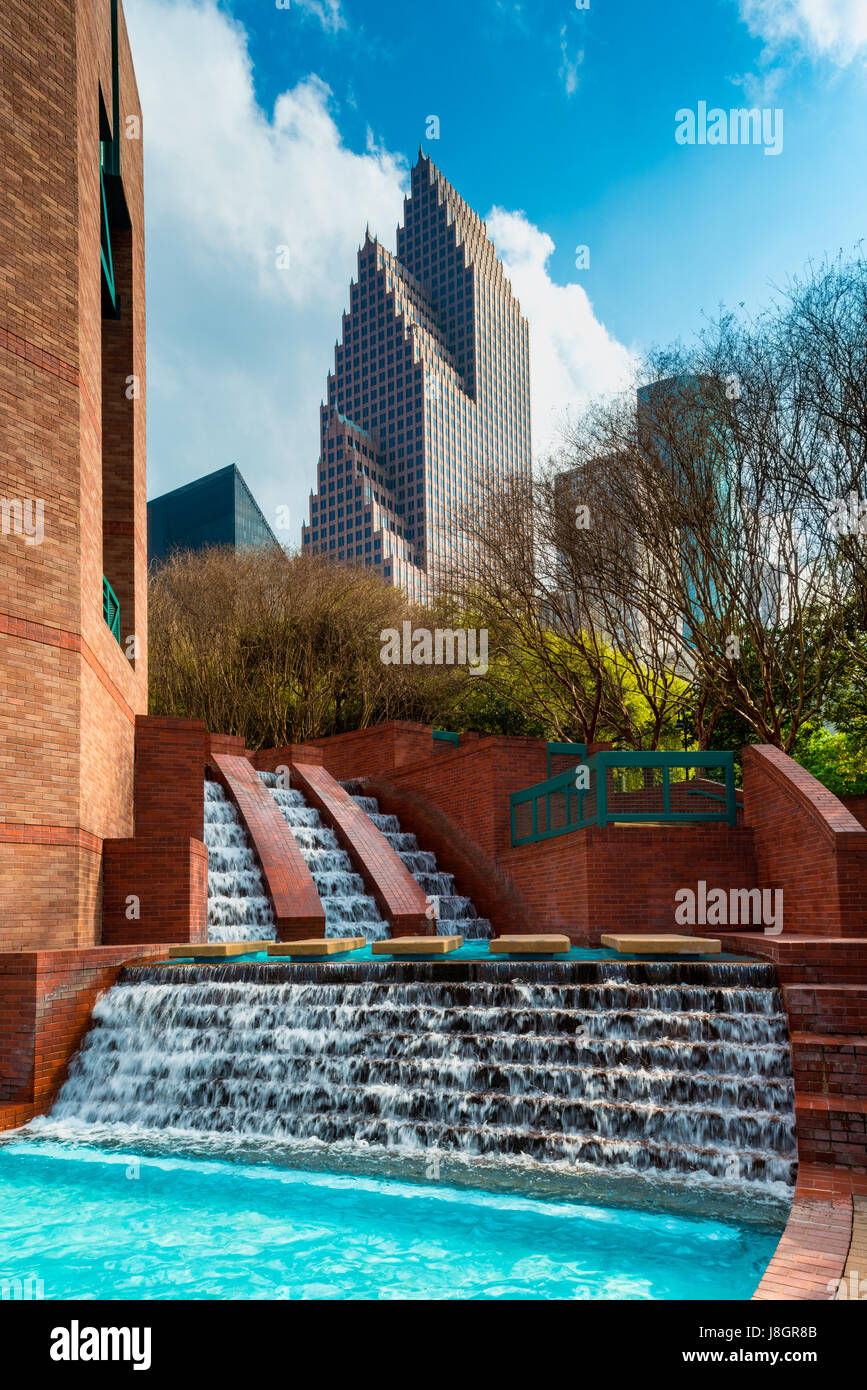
left=342, top=782, right=492, bottom=939
left=258, top=772, right=388, bottom=941
left=45, top=959, right=796, bottom=1191
left=204, top=781, right=276, bottom=943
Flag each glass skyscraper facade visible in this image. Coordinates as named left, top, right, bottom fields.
left=148, top=464, right=279, bottom=567
left=302, top=152, right=532, bottom=600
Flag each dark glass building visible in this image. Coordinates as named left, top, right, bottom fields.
left=147, top=464, right=279, bottom=566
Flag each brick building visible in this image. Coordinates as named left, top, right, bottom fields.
left=0, top=0, right=147, bottom=949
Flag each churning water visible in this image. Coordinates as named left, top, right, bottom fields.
left=40, top=958, right=796, bottom=1195
left=204, top=781, right=275, bottom=943
left=0, top=1139, right=782, bottom=1299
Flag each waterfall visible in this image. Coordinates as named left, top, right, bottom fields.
left=258, top=772, right=388, bottom=941
left=342, top=782, right=492, bottom=939
left=45, top=958, right=796, bottom=1192
left=204, top=781, right=276, bottom=943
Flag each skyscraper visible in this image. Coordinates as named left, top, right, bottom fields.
left=302, top=152, right=532, bottom=601
left=148, top=464, right=279, bottom=566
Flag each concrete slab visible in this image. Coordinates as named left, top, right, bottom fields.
left=601, top=934, right=722, bottom=955
left=266, top=937, right=366, bottom=956
left=167, top=942, right=275, bottom=959
left=372, top=936, right=462, bottom=955
left=489, top=935, right=571, bottom=955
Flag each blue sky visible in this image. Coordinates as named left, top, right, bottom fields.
left=125, top=0, right=867, bottom=538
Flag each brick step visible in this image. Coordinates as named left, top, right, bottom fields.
left=796, top=1093, right=867, bottom=1169
left=784, top=984, right=867, bottom=1034
left=791, top=1033, right=867, bottom=1098
left=725, top=935, right=867, bottom=984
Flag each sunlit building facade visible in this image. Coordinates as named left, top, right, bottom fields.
left=302, top=152, right=532, bottom=601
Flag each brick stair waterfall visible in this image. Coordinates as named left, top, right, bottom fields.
left=343, top=781, right=493, bottom=939
left=258, top=772, right=389, bottom=941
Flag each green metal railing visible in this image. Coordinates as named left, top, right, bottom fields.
left=546, top=740, right=587, bottom=778
left=103, top=575, right=120, bottom=642
left=433, top=729, right=460, bottom=747
left=99, top=152, right=116, bottom=312
left=509, top=749, right=737, bottom=847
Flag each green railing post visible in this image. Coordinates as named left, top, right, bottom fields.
left=596, top=755, right=608, bottom=828
left=662, top=765, right=671, bottom=817
left=724, top=753, right=737, bottom=826
left=102, top=574, right=120, bottom=643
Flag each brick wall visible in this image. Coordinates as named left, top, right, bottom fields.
left=135, top=716, right=207, bottom=839
left=0, top=944, right=168, bottom=1110
left=249, top=744, right=323, bottom=772
left=843, top=796, right=867, bottom=832
left=743, top=745, right=867, bottom=937
left=102, top=836, right=208, bottom=946
left=0, top=0, right=147, bottom=950
left=299, top=722, right=435, bottom=780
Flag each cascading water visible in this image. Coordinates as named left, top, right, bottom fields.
left=204, top=780, right=276, bottom=943
left=342, top=781, right=492, bottom=939
left=258, top=771, right=388, bottom=941
left=43, top=958, right=796, bottom=1194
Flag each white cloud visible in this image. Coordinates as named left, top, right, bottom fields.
left=126, top=0, right=406, bottom=536
left=125, top=0, right=633, bottom=542
left=486, top=209, right=636, bottom=462
left=737, top=0, right=867, bottom=65
left=558, top=26, right=584, bottom=97
left=288, top=0, right=346, bottom=34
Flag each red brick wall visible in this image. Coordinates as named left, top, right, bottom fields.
left=102, top=836, right=208, bottom=946
left=299, top=723, right=435, bottom=780
left=249, top=744, right=323, bottom=772
left=358, top=737, right=757, bottom=942
left=843, top=796, right=867, bottom=832
left=743, top=745, right=867, bottom=937
left=135, top=716, right=207, bottom=839
left=0, top=945, right=167, bottom=1109
left=0, top=0, right=147, bottom=950
left=502, top=826, right=758, bottom=943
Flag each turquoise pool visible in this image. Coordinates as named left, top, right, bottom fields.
left=164, top=943, right=753, bottom=965
left=0, top=1139, right=780, bottom=1300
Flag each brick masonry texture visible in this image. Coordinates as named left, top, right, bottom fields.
left=135, top=716, right=207, bottom=840
left=102, top=836, right=208, bottom=946
left=742, top=745, right=867, bottom=937
left=843, top=796, right=867, bottom=831
left=0, top=945, right=168, bottom=1109
left=752, top=1164, right=864, bottom=1301
left=0, top=0, right=147, bottom=949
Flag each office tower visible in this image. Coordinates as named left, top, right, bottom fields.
left=302, top=152, right=532, bottom=601
left=148, top=464, right=280, bottom=566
